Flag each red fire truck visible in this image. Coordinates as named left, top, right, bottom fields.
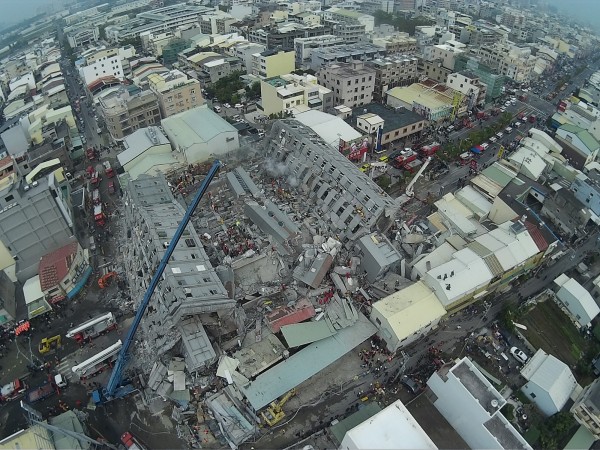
left=94, top=204, right=105, bottom=227
left=103, top=161, right=115, bottom=178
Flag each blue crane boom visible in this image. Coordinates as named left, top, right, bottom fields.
left=94, top=160, right=223, bottom=403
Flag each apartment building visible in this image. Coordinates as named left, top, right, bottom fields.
left=263, top=120, right=396, bottom=242
left=474, top=43, right=536, bottom=83
left=371, top=34, right=418, bottom=54
left=105, top=4, right=212, bottom=42
left=424, top=42, right=466, bottom=70
left=317, top=61, right=376, bottom=107
left=352, top=103, right=426, bottom=148
left=99, top=87, right=161, bottom=140
left=77, top=46, right=136, bottom=86
left=229, top=42, right=266, bottom=73
left=179, top=51, right=243, bottom=84
left=248, top=23, right=332, bottom=49
left=428, top=358, right=532, bottom=450
left=454, top=54, right=504, bottom=102
left=199, top=10, right=238, bottom=35
left=294, top=35, right=344, bottom=69
left=310, top=43, right=385, bottom=71
left=331, top=22, right=367, bottom=44
left=251, top=49, right=295, bottom=79
left=148, top=69, right=203, bottom=118
left=123, top=174, right=235, bottom=371
left=65, top=26, right=100, bottom=48
left=323, top=8, right=374, bottom=33
left=419, top=58, right=453, bottom=83
left=446, top=71, right=487, bottom=109
left=0, top=159, right=74, bottom=282
left=571, top=170, right=600, bottom=217
left=571, top=378, right=600, bottom=439
left=368, top=56, right=419, bottom=102
left=259, top=74, right=333, bottom=115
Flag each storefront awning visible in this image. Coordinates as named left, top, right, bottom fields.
left=66, top=266, right=93, bottom=300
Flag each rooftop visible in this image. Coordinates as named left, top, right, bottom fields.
left=351, top=103, right=425, bottom=134
left=38, top=242, right=79, bottom=292
left=451, top=358, right=505, bottom=415
left=119, top=126, right=171, bottom=167
left=161, top=105, right=237, bottom=145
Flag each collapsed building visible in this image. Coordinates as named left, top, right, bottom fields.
left=122, top=175, right=236, bottom=374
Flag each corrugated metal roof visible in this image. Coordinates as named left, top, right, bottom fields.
left=467, top=241, right=492, bottom=258
left=483, top=254, right=504, bottom=277
left=238, top=313, right=377, bottom=410
left=266, top=298, right=316, bottom=333
left=524, top=221, right=549, bottom=252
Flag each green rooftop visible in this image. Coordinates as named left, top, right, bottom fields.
left=559, top=123, right=600, bottom=152
left=265, top=77, right=288, bottom=88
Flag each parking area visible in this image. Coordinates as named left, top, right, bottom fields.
left=520, top=298, right=586, bottom=367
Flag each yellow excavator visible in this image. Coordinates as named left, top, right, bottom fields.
left=260, top=389, right=296, bottom=427
left=39, top=335, right=62, bottom=354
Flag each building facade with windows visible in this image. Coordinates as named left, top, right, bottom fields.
left=99, top=88, right=161, bottom=141
left=317, top=61, right=376, bottom=107
left=147, top=70, right=203, bottom=118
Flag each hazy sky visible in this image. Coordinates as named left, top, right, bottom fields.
left=547, top=0, right=600, bottom=30
left=1, top=0, right=599, bottom=30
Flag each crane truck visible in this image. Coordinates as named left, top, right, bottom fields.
left=395, top=157, right=433, bottom=206
left=92, top=160, right=223, bottom=404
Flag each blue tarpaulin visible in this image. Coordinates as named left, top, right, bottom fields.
left=67, top=266, right=93, bottom=299
left=470, top=147, right=482, bottom=154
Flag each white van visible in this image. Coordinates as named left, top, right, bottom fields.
left=213, top=105, right=222, bottom=113
left=54, top=374, right=68, bottom=388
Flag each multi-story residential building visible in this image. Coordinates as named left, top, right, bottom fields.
left=424, top=41, right=466, bottom=70
left=0, top=159, right=74, bottom=282
left=251, top=49, right=295, bottom=79
left=571, top=170, right=600, bottom=217
left=288, top=11, right=322, bottom=26
left=248, top=23, right=332, bottom=49
left=259, top=73, right=333, bottom=115
left=419, top=58, right=453, bottom=83
left=99, top=87, right=161, bottom=141
left=474, top=42, right=536, bottom=83
left=571, top=377, right=600, bottom=439
left=229, top=41, right=266, bottom=73
left=387, top=81, right=464, bottom=122
left=178, top=50, right=243, bottom=84
left=199, top=10, right=238, bottom=35
left=367, top=56, right=419, bottom=102
left=453, top=54, right=504, bottom=102
left=65, top=25, right=100, bottom=49
left=427, top=358, right=532, bottom=450
left=555, top=124, right=600, bottom=170
left=330, top=22, right=367, bottom=44
left=122, top=174, right=235, bottom=371
left=371, top=33, right=418, bottom=54
left=446, top=71, right=487, bottom=109
left=263, top=120, right=396, bottom=241
left=143, top=25, right=201, bottom=58
left=77, top=46, right=136, bottom=86
left=294, top=35, right=344, bottom=69
left=351, top=103, right=426, bottom=148
left=395, top=0, right=416, bottom=11
left=105, top=4, right=213, bottom=43
left=310, top=43, right=385, bottom=71
left=38, top=242, right=91, bottom=305
left=317, top=61, right=376, bottom=107
left=147, top=69, right=203, bottom=118
left=323, top=8, right=374, bottom=33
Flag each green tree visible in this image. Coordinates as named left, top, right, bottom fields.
left=372, top=10, right=434, bottom=34
left=245, top=81, right=261, bottom=100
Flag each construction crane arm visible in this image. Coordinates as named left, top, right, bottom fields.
left=405, top=157, right=432, bottom=198
left=100, top=160, right=223, bottom=401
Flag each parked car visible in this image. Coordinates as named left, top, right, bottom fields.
left=234, top=103, right=244, bottom=109
left=510, top=346, right=528, bottom=364
left=359, top=163, right=371, bottom=173
left=481, top=143, right=489, bottom=150
left=400, top=375, right=422, bottom=394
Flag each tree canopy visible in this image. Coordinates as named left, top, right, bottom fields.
left=372, top=11, right=435, bottom=34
